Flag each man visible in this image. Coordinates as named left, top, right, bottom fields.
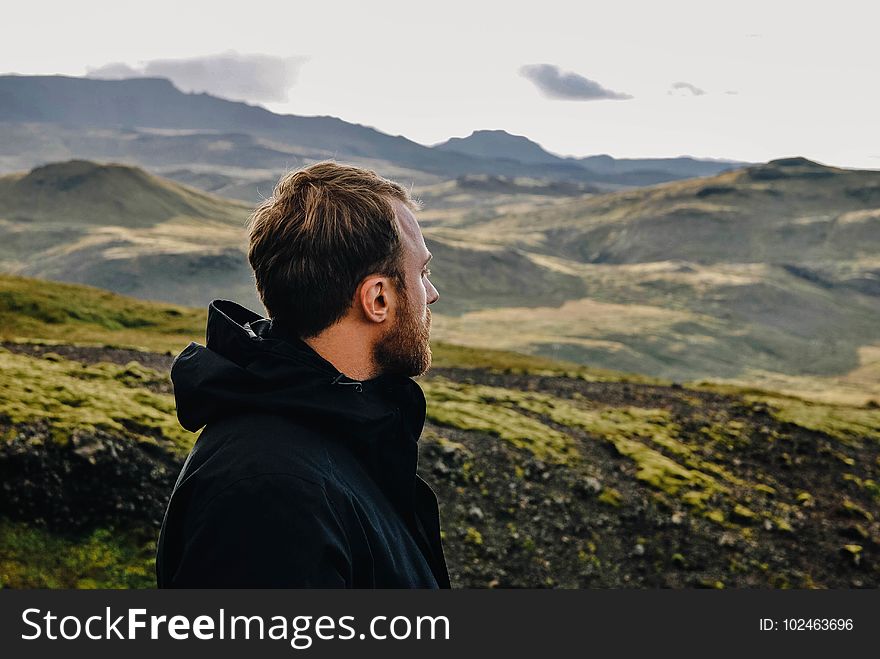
left=155, top=161, right=450, bottom=588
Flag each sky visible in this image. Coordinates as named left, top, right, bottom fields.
left=3, top=0, right=879, bottom=168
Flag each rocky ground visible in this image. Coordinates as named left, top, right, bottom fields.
left=1, top=342, right=878, bottom=588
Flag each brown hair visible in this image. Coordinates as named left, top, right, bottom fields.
left=247, top=161, right=421, bottom=338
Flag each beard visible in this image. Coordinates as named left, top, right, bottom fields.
left=372, top=282, right=432, bottom=378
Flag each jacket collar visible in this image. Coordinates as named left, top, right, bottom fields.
left=174, top=299, right=425, bottom=429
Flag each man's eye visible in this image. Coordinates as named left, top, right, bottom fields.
left=422, top=268, right=431, bottom=277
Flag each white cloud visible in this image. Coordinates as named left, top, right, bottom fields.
left=87, top=50, right=307, bottom=103
left=668, top=81, right=706, bottom=97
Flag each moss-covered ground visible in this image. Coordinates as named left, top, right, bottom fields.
left=1, top=275, right=878, bottom=588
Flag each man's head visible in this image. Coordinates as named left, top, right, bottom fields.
left=247, top=161, right=439, bottom=378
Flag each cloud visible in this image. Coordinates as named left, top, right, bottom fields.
left=668, top=81, right=706, bottom=97
left=86, top=62, right=141, bottom=78
left=724, top=90, right=739, bottom=95
left=87, top=50, right=307, bottom=103
left=519, top=64, right=632, bottom=101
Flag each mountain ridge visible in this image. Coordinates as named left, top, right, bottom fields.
left=0, top=75, right=743, bottom=186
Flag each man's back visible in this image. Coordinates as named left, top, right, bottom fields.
left=155, top=299, right=450, bottom=589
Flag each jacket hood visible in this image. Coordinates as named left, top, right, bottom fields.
left=171, top=299, right=427, bottom=442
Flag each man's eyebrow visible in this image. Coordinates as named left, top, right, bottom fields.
left=423, top=253, right=433, bottom=266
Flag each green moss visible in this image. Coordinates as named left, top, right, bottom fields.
left=0, top=274, right=202, bottom=352
left=420, top=428, right=472, bottom=456
left=519, top=397, right=729, bottom=506
left=697, top=578, right=725, bottom=588
left=840, top=473, right=880, bottom=500
left=848, top=524, right=869, bottom=540
left=732, top=504, right=757, bottom=521
left=598, top=487, right=622, bottom=507
left=423, top=376, right=755, bottom=510
left=770, top=574, right=791, bottom=589
left=464, top=527, right=484, bottom=546
left=0, top=348, right=191, bottom=455
left=841, top=499, right=874, bottom=522
left=422, top=378, right=578, bottom=463
left=0, top=518, right=156, bottom=589
left=698, top=422, right=751, bottom=450
left=746, top=393, right=880, bottom=445
left=705, top=509, right=726, bottom=524
left=796, top=491, right=815, bottom=506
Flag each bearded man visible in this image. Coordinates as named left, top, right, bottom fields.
left=155, top=161, right=450, bottom=588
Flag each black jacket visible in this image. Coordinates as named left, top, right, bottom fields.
left=155, top=300, right=451, bottom=588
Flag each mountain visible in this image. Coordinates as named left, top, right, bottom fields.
left=435, top=129, right=743, bottom=183
left=0, top=159, right=249, bottom=227
left=0, top=75, right=744, bottom=190
left=435, top=129, right=564, bottom=165
left=0, top=75, right=594, bottom=182
left=1, top=274, right=878, bottom=588
left=577, top=153, right=745, bottom=179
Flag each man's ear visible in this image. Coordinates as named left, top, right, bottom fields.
left=357, top=275, right=392, bottom=324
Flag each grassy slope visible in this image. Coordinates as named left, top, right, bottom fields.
left=1, top=275, right=878, bottom=588
left=0, top=159, right=251, bottom=228
left=458, top=158, right=880, bottom=260
left=0, top=273, right=204, bottom=352
left=0, top=160, right=257, bottom=308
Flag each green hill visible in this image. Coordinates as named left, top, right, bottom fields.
left=2, top=158, right=880, bottom=404
left=0, top=161, right=259, bottom=309
left=468, top=157, right=880, bottom=265
left=0, top=159, right=250, bottom=227
left=420, top=158, right=880, bottom=404
left=1, top=276, right=878, bottom=588
left=0, top=273, right=203, bottom=352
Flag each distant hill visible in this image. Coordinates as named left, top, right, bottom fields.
left=576, top=153, right=745, bottom=180
left=420, top=158, right=880, bottom=401
left=0, top=159, right=250, bottom=227
left=0, top=160, right=589, bottom=314
left=476, top=157, right=880, bottom=265
left=0, top=75, right=745, bottom=190
left=435, top=130, right=565, bottom=165
left=0, top=160, right=256, bottom=309
left=2, top=157, right=878, bottom=404
left=0, top=75, right=592, bottom=182
left=436, top=129, right=741, bottom=183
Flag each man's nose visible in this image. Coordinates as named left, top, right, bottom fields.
left=427, top=279, right=440, bottom=305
